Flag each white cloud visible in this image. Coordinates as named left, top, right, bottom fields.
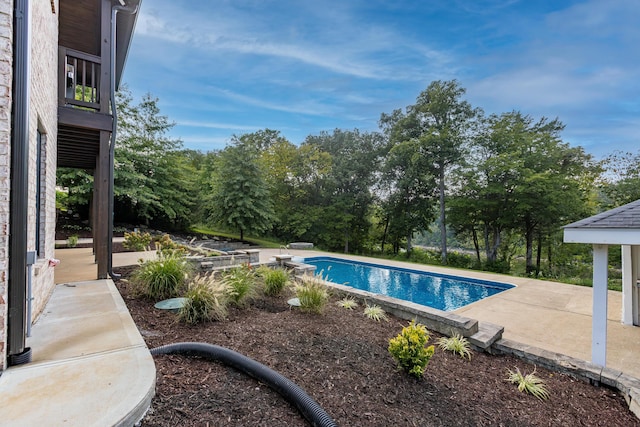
left=177, top=120, right=263, bottom=131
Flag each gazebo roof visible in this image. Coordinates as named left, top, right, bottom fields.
left=564, top=199, right=640, bottom=245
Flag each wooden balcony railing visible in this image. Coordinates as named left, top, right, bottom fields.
left=58, top=46, right=102, bottom=111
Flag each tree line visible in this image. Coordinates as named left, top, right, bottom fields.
left=57, top=82, right=640, bottom=277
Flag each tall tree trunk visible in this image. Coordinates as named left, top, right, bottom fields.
left=535, top=231, right=542, bottom=277
left=439, top=168, right=447, bottom=265
left=240, top=228, right=244, bottom=241
left=524, top=217, right=535, bottom=276
left=344, top=229, right=349, bottom=254
left=472, top=228, right=481, bottom=264
left=484, top=224, right=501, bottom=263
left=381, top=217, right=389, bottom=253
left=406, top=231, right=412, bottom=257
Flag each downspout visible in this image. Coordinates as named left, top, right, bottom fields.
left=7, top=0, right=32, bottom=365
left=108, top=2, right=138, bottom=279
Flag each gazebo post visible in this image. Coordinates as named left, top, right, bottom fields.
left=592, top=244, right=609, bottom=366
left=622, top=245, right=633, bottom=325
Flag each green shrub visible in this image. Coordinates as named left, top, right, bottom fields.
left=437, top=334, right=472, bottom=360
left=123, top=231, right=152, bottom=251
left=67, top=234, right=79, bottom=248
left=388, top=320, right=435, bottom=378
left=506, top=367, right=550, bottom=401
left=222, top=265, right=258, bottom=306
left=263, top=268, right=289, bottom=296
left=295, top=274, right=329, bottom=314
left=447, top=251, right=474, bottom=269
left=178, top=273, right=228, bottom=324
left=132, top=253, right=191, bottom=300
left=155, top=234, right=188, bottom=257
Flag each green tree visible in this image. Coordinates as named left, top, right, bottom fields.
left=602, top=150, right=640, bottom=207
left=207, top=140, right=275, bottom=240
left=304, top=129, right=385, bottom=252
left=380, top=80, right=477, bottom=263
left=449, top=111, right=597, bottom=274
left=379, top=139, right=437, bottom=254
left=114, top=88, right=194, bottom=227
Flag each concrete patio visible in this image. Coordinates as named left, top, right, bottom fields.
left=0, top=248, right=156, bottom=426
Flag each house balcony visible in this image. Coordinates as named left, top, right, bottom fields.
left=57, top=45, right=113, bottom=170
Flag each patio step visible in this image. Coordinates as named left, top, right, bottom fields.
left=468, top=321, right=504, bottom=350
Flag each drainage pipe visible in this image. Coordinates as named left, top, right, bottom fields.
left=107, top=2, right=139, bottom=280
left=151, top=342, right=338, bottom=427
left=7, top=0, right=32, bottom=366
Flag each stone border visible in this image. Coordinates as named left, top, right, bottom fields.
left=286, top=261, right=640, bottom=420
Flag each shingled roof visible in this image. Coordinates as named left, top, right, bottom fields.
left=564, top=199, right=640, bottom=229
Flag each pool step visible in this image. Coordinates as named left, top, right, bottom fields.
left=468, top=322, right=504, bottom=350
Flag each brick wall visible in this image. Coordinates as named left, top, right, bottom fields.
left=28, top=0, right=58, bottom=323
left=0, top=0, right=59, bottom=371
left=0, top=0, right=14, bottom=372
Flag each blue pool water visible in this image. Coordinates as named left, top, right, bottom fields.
left=302, top=257, right=514, bottom=311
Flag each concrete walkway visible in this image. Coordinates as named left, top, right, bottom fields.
left=260, top=248, right=640, bottom=379
left=0, top=248, right=157, bottom=426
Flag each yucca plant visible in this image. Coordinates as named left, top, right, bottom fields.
left=337, top=297, right=359, bottom=310
left=506, top=367, right=550, bottom=401
left=437, top=334, right=472, bottom=360
left=132, top=252, right=192, bottom=300
left=364, top=303, right=388, bottom=322
left=222, top=264, right=258, bottom=307
left=295, top=273, right=329, bottom=314
left=178, top=273, right=228, bottom=324
left=263, top=268, right=290, bottom=296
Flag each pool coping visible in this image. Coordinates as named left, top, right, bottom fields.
left=281, top=259, right=640, bottom=420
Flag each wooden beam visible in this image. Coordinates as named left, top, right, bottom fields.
left=100, top=0, right=112, bottom=114
left=95, top=131, right=111, bottom=279
left=58, top=106, right=113, bottom=131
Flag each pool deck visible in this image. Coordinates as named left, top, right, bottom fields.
left=260, top=248, right=640, bottom=380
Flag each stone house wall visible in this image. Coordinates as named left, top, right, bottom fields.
left=28, top=0, right=58, bottom=323
left=0, top=0, right=59, bottom=371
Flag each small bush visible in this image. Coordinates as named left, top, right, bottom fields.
left=67, top=234, right=79, bottom=248
left=506, top=367, right=550, bottom=401
left=178, top=273, right=228, bottom=324
left=437, top=334, right=472, bottom=360
left=296, top=274, right=329, bottom=314
left=263, top=268, right=289, bottom=296
left=155, top=234, right=188, bottom=257
left=132, top=253, right=191, bottom=300
left=123, top=231, right=152, bottom=251
left=222, top=265, right=258, bottom=306
left=364, top=304, right=388, bottom=322
left=337, top=297, right=358, bottom=310
left=388, top=320, right=435, bottom=378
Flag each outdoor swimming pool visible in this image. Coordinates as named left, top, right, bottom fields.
left=302, top=257, right=514, bottom=311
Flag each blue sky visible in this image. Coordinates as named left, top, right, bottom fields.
left=124, top=0, right=639, bottom=159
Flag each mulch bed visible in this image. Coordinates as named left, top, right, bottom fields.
left=113, top=265, right=639, bottom=427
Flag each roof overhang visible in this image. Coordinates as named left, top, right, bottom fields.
left=563, top=227, right=640, bottom=245
left=114, top=0, right=142, bottom=89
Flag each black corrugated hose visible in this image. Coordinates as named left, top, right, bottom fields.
left=150, top=342, right=338, bottom=427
